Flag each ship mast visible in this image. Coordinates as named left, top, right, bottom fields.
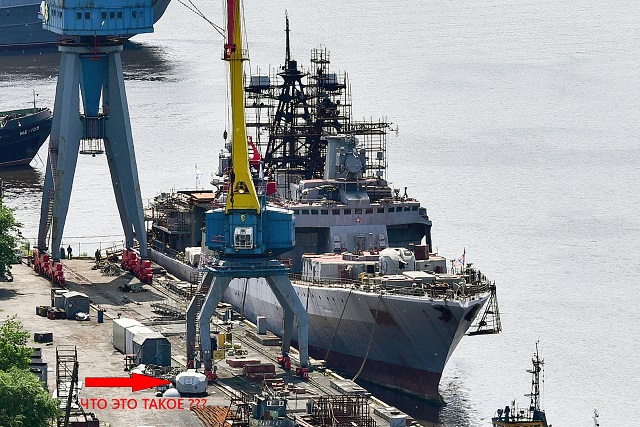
left=285, top=11, right=291, bottom=64
left=526, top=341, right=544, bottom=412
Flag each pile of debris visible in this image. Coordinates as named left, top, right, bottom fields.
left=100, top=262, right=124, bottom=276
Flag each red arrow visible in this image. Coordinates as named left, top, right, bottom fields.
left=85, top=373, right=171, bottom=392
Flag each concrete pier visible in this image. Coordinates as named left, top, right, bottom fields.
left=0, top=260, right=430, bottom=426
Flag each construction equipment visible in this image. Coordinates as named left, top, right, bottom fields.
left=33, top=0, right=154, bottom=285
left=185, top=0, right=308, bottom=378
left=56, top=346, right=99, bottom=426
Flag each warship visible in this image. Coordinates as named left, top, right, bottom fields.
left=148, top=19, right=501, bottom=401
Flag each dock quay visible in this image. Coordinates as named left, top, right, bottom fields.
left=1, top=259, right=431, bottom=427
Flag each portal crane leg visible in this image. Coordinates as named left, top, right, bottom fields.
left=186, top=272, right=215, bottom=364
left=266, top=275, right=309, bottom=366
left=198, top=274, right=233, bottom=370
left=37, top=51, right=83, bottom=259
left=185, top=294, right=198, bottom=362
left=36, top=43, right=148, bottom=259
left=194, top=269, right=309, bottom=371
left=102, top=50, right=148, bottom=257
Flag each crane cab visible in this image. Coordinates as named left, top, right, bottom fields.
left=206, top=205, right=294, bottom=257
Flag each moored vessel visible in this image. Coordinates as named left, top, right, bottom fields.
left=0, top=106, right=52, bottom=168
left=147, top=16, right=501, bottom=402
left=492, top=343, right=549, bottom=427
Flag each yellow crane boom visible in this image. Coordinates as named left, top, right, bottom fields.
left=224, top=0, right=260, bottom=214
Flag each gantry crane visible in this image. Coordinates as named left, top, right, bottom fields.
left=32, top=0, right=153, bottom=285
left=185, top=0, right=309, bottom=378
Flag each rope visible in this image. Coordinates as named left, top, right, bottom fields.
left=323, top=288, right=352, bottom=362
left=351, top=293, right=382, bottom=382
left=240, top=278, right=248, bottom=318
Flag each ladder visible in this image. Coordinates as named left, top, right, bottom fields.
left=193, top=272, right=211, bottom=363
left=468, top=283, right=502, bottom=336
left=56, top=346, right=90, bottom=427
left=44, top=144, right=58, bottom=245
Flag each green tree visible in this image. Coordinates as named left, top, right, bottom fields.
left=0, top=198, right=21, bottom=277
left=0, top=317, right=32, bottom=371
left=0, top=368, right=59, bottom=427
left=0, top=317, right=60, bottom=426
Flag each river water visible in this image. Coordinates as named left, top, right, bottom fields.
left=1, top=1, right=639, bottom=425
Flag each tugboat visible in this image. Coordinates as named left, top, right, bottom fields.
left=492, top=343, right=550, bottom=427
left=0, top=103, right=52, bottom=168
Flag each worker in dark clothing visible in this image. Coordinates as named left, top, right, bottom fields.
left=95, top=249, right=101, bottom=264
left=67, top=245, right=72, bottom=259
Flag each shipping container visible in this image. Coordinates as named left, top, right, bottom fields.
left=125, top=325, right=154, bottom=355
left=132, top=332, right=171, bottom=366
left=112, top=318, right=143, bottom=353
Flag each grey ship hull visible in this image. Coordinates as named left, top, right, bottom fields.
left=223, top=278, right=487, bottom=400
left=0, top=0, right=171, bottom=50
left=151, top=251, right=486, bottom=401
left=0, top=1, right=56, bottom=49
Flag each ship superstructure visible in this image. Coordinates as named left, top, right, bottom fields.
left=148, top=17, right=500, bottom=401
left=492, top=343, right=549, bottom=427
left=223, top=30, right=431, bottom=272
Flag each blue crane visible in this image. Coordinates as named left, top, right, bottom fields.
left=185, top=0, right=309, bottom=378
left=33, top=0, right=153, bottom=284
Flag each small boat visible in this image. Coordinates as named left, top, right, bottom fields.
left=492, top=343, right=550, bottom=427
left=0, top=106, right=52, bottom=168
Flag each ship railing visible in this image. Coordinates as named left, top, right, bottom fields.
left=288, top=274, right=492, bottom=299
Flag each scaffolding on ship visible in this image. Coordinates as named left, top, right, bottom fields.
left=244, top=29, right=391, bottom=200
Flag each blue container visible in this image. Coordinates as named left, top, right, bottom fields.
left=97, top=310, right=104, bottom=323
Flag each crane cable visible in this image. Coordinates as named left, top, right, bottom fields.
left=323, top=288, right=353, bottom=362
left=177, top=0, right=225, bottom=37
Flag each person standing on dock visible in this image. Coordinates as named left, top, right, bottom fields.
left=95, top=249, right=101, bottom=264
left=67, top=245, right=72, bottom=259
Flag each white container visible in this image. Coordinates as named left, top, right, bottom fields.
left=175, top=369, right=207, bottom=395
left=52, top=290, right=68, bottom=308
left=125, top=325, right=154, bottom=355
left=163, top=387, right=181, bottom=398
left=112, top=318, right=143, bottom=353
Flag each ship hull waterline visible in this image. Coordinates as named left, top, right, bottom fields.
left=152, top=249, right=488, bottom=402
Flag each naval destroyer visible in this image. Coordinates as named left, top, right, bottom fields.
left=149, top=22, right=501, bottom=401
